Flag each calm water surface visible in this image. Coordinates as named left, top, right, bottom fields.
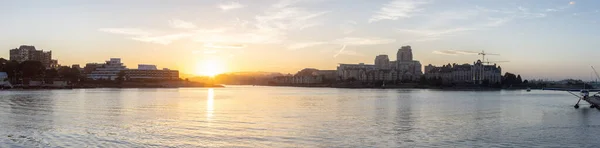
left=1, top=86, right=599, bottom=147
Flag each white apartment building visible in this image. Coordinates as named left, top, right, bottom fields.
left=87, top=58, right=127, bottom=80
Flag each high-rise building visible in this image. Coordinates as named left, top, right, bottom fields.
left=397, top=46, right=413, bottom=61
left=9, top=45, right=56, bottom=68
left=375, top=55, right=390, bottom=69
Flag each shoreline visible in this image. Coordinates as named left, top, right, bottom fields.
left=260, top=83, right=536, bottom=90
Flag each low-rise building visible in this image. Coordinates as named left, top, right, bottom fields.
left=273, top=75, right=323, bottom=85
left=87, top=58, right=127, bottom=80
left=123, top=68, right=179, bottom=81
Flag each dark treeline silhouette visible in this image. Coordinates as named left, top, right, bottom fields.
left=0, top=58, right=82, bottom=84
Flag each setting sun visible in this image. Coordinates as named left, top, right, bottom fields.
left=196, top=58, right=226, bottom=77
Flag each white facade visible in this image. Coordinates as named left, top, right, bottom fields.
left=87, top=58, right=127, bottom=80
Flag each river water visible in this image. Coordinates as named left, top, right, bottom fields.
left=0, top=86, right=599, bottom=147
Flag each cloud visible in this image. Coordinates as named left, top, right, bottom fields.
left=334, top=44, right=347, bottom=57
left=99, top=27, right=192, bottom=45
left=432, top=50, right=480, bottom=55
left=334, top=37, right=396, bottom=45
left=98, top=28, right=152, bottom=36
left=203, top=49, right=218, bottom=54
left=397, top=28, right=476, bottom=42
left=287, top=42, right=327, bottom=50
left=131, top=33, right=193, bottom=45
left=203, top=43, right=247, bottom=49
left=369, top=0, right=430, bottom=23
left=340, top=21, right=357, bottom=34
left=219, top=2, right=245, bottom=11
left=169, top=19, right=197, bottom=29
left=485, top=17, right=511, bottom=27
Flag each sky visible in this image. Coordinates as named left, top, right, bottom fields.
left=1, top=0, right=599, bottom=80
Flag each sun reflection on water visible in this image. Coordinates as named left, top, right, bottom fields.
left=207, top=88, right=214, bottom=120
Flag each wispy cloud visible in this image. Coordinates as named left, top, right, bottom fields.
left=131, top=33, right=193, bottom=45
left=334, top=37, right=396, bottom=45
left=287, top=42, right=327, bottom=50
left=204, top=43, right=247, bottom=49
left=485, top=17, right=511, bottom=27
left=369, top=0, right=430, bottom=23
left=397, top=28, right=476, bottom=42
left=169, top=19, right=197, bottom=29
left=340, top=21, right=357, bottom=34
left=219, top=2, right=245, bottom=11
left=334, top=44, right=347, bottom=58
left=100, top=27, right=192, bottom=45
left=432, top=50, right=479, bottom=55
left=98, top=28, right=152, bottom=36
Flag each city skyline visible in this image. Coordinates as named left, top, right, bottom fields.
left=1, top=0, right=599, bottom=80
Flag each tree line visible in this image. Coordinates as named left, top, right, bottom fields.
left=0, top=58, right=82, bottom=83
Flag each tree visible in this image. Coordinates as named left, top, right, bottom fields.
left=517, top=75, right=523, bottom=84
left=116, top=71, right=125, bottom=83
left=523, top=80, right=529, bottom=84
left=19, top=61, right=44, bottom=79
left=502, top=72, right=518, bottom=86
left=2, top=60, right=20, bottom=83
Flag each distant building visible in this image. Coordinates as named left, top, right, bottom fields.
left=313, top=70, right=337, bottom=81
left=9, top=45, right=57, bottom=68
left=397, top=46, right=413, bottom=61
left=337, top=46, right=423, bottom=82
left=271, top=68, right=336, bottom=85
left=72, top=64, right=82, bottom=71
left=424, top=60, right=502, bottom=84
left=375, top=55, right=390, bottom=69
left=138, top=64, right=158, bottom=70
left=122, top=69, right=179, bottom=80
left=83, top=63, right=105, bottom=74
left=87, top=58, right=127, bottom=80
left=273, top=76, right=323, bottom=85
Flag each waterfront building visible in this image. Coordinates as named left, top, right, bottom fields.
left=0, top=72, right=12, bottom=88
left=271, top=68, right=336, bottom=85
left=273, top=75, right=323, bottom=85
left=122, top=64, right=179, bottom=80
left=337, top=46, right=423, bottom=82
left=87, top=58, right=127, bottom=80
left=83, top=63, right=105, bottom=74
left=9, top=45, right=57, bottom=68
left=138, top=64, right=158, bottom=70
left=374, top=55, right=390, bottom=69
left=424, top=60, right=502, bottom=84
left=72, top=64, right=83, bottom=72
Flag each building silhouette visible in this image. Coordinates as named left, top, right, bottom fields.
left=9, top=45, right=58, bottom=68
left=337, top=46, right=423, bottom=82
left=424, top=60, right=502, bottom=84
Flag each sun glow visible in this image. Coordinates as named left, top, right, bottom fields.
left=196, top=58, right=226, bottom=77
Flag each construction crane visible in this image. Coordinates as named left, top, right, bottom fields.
left=483, top=58, right=510, bottom=65
left=478, top=50, right=499, bottom=62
